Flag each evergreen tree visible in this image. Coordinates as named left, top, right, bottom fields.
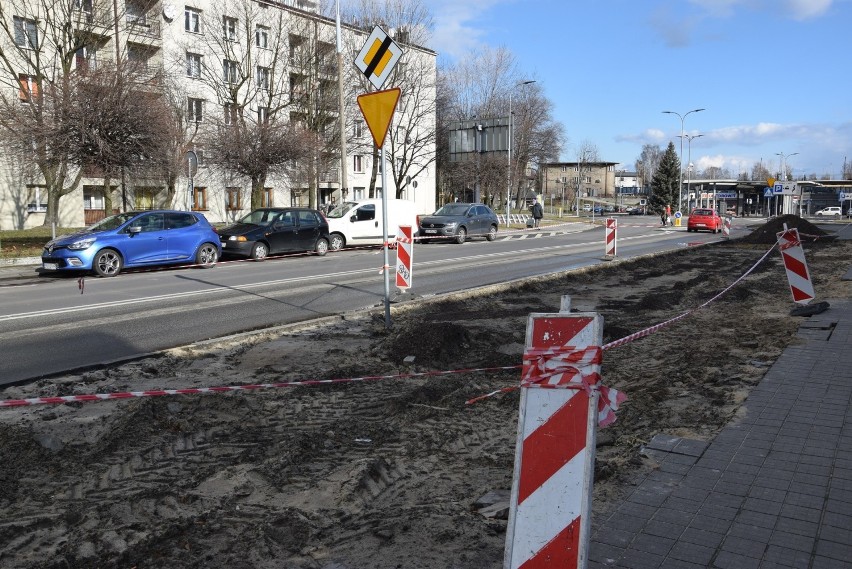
left=649, top=142, right=680, bottom=214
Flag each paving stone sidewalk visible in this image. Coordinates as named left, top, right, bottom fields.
left=589, top=299, right=852, bottom=569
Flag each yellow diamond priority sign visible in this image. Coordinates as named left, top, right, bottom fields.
left=355, top=26, right=403, bottom=90
left=357, top=88, right=401, bottom=148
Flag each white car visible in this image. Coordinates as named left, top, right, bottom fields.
left=814, top=206, right=842, bottom=218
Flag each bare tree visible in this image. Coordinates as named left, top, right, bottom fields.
left=0, top=0, right=114, bottom=225
left=438, top=46, right=564, bottom=209
left=750, top=160, right=771, bottom=181
left=635, top=143, right=663, bottom=190
left=343, top=0, right=437, bottom=199
left=181, top=0, right=311, bottom=210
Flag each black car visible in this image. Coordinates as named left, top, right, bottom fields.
left=627, top=207, right=645, bottom=215
left=218, top=208, right=330, bottom=260
left=417, top=203, right=499, bottom=244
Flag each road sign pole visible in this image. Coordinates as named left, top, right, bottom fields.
left=381, top=144, right=391, bottom=329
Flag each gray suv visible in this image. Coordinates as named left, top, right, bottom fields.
left=417, top=203, right=499, bottom=244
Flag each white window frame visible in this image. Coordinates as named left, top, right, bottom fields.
left=353, top=119, right=363, bottom=138
left=185, top=7, right=202, bottom=34
left=26, top=186, right=48, bottom=213
left=187, top=98, right=204, bottom=123
left=353, top=155, right=364, bottom=173
left=257, top=106, right=268, bottom=124
left=255, top=25, right=269, bottom=49
left=224, top=103, right=237, bottom=125
left=186, top=52, right=202, bottom=78
left=13, top=16, right=38, bottom=49
left=256, top=66, right=269, bottom=90
left=223, top=16, right=237, bottom=42
left=223, top=59, right=238, bottom=84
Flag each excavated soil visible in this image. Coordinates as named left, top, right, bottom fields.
left=1, top=218, right=850, bottom=569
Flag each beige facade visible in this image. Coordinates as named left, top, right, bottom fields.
left=0, top=0, right=436, bottom=230
left=539, top=161, right=619, bottom=203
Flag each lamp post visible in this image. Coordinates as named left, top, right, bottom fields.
left=678, top=133, right=702, bottom=210
left=507, top=80, right=536, bottom=226
left=663, top=108, right=704, bottom=213
left=776, top=151, right=798, bottom=181
left=776, top=151, right=799, bottom=216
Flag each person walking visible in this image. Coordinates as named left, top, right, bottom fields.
left=665, top=203, right=672, bottom=226
left=531, top=199, right=544, bottom=229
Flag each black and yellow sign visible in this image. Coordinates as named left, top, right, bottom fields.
left=354, top=26, right=403, bottom=90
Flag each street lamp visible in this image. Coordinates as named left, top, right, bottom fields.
left=776, top=151, right=799, bottom=216
left=776, top=151, right=799, bottom=181
left=507, top=80, right=536, bottom=226
left=678, top=133, right=702, bottom=210
left=663, top=108, right=704, bottom=213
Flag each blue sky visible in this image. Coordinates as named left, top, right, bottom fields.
left=427, top=0, right=852, bottom=179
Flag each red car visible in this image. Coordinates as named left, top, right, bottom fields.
left=687, top=208, right=723, bottom=233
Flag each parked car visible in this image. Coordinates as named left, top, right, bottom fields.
left=41, top=210, right=220, bottom=277
left=814, top=206, right=842, bottom=218
left=218, top=208, right=330, bottom=260
left=325, top=198, right=418, bottom=251
left=417, top=203, right=499, bottom=244
left=687, top=208, right=723, bottom=233
left=582, top=204, right=592, bottom=212
left=627, top=207, right=645, bottom=215
left=592, top=206, right=604, bottom=215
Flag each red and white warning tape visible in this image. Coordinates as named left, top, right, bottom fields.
left=1, top=240, right=783, bottom=410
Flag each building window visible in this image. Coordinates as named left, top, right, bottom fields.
left=13, top=17, right=38, bottom=49
left=187, top=98, right=204, bottom=123
left=353, top=187, right=365, bottom=200
left=261, top=187, right=273, bottom=207
left=185, top=7, right=201, bottom=33
left=224, top=103, right=238, bottom=125
left=26, top=186, right=48, bottom=212
left=76, top=45, right=97, bottom=71
left=257, top=106, right=269, bottom=124
left=226, top=187, right=242, bottom=210
left=223, top=59, right=238, bottom=84
left=353, top=155, right=363, bottom=173
left=255, top=25, right=269, bottom=48
left=192, top=187, right=207, bottom=211
left=134, top=188, right=156, bottom=210
left=18, top=74, right=39, bottom=103
left=186, top=52, right=202, bottom=78
left=222, top=16, right=237, bottom=41
left=256, top=66, right=269, bottom=90
left=353, top=119, right=363, bottom=138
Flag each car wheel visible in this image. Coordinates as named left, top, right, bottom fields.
left=486, top=225, right=497, bottom=241
left=93, top=249, right=122, bottom=277
left=196, top=243, right=218, bottom=268
left=315, top=238, right=329, bottom=256
left=329, top=233, right=345, bottom=251
left=251, top=242, right=269, bottom=261
left=455, top=227, right=467, bottom=244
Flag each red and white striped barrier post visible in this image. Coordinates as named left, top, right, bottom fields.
left=395, top=225, right=413, bottom=291
left=776, top=226, right=815, bottom=304
left=504, top=313, right=603, bottom=569
left=605, top=218, right=617, bottom=257
left=723, top=216, right=732, bottom=237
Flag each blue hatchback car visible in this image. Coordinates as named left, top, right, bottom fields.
left=41, top=210, right=221, bottom=277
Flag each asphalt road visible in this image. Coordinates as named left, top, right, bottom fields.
left=0, top=218, right=731, bottom=385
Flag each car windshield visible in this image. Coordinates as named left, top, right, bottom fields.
left=238, top=210, right=281, bottom=225
left=326, top=202, right=359, bottom=219
left=433, top=204, right=470, bottom=216
left=88, top=212, right=139, bottom=232
left=693, top=209, right=714, bottom=216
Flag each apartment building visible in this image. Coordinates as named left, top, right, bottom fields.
left=0, top=0, right=436, bottom=230
left=539, top=161, right=619, bottom=203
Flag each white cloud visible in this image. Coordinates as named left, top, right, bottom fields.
left=429, top=0, right=508, bottom=62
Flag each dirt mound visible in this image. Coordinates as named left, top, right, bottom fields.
left=737, top=214, right=830, bottom=244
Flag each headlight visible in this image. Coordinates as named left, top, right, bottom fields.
left=67, top=238, right=96, bottom=250
left=227, top=235, right=248, bottom=242
left=444, top=222, right=458, bottom=228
